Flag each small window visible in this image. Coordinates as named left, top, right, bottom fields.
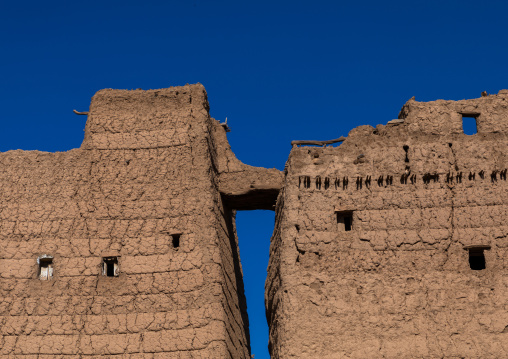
left=172, top=234, right=181, bottom=249
left=38, top=255, right=53, bottom=280
left=336, top=211, right=353, bottom=231
left=468, top=249, right=486, bottom=270
left=462, top=116, right=478, bottom=135
left=465, top=245, right=490, bottom=270
left=102, top=257, right=119, bottom=277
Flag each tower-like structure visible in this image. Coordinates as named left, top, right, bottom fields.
left=0, top=84, right=281, bottom=358
left=266, top=91, right=508, bottom=358
left=1, top=85, right=507, bottom=358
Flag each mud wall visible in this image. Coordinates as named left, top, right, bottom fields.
left=2, top=83, right=504, bottom=359
left=267, top=91, right=508, bottom=358
left=0, top=84, right=283, bottom=358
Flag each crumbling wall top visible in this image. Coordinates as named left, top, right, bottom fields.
left=211, top=119, right=283, bottom=210
left=397, top=89, right=508, bottom=135
left=81, top=84, right=209, bottom=150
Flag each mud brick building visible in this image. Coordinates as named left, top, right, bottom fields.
left=267, top=91, right=508, bottom=358
left=0, top=84, right=507, bottom=358
left=0, top=84, right=282, bottom=358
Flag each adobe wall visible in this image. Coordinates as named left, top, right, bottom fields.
left=3, top=83, right=506, bottom=358
left=266, top=91, right=508, bottom=358
left=0, top=84, right=282, bottom=358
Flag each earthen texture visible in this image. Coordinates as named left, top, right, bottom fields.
left=0, top=84, right=282, bottom=358
left=266, top=91, right=508, bottom=358
left=2, top=85, right=507, bottom=358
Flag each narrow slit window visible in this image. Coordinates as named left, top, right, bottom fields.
left=462, top=116, right=478, bottom=135
left=102, top=257, right=119, bottom=277
left=38, top=255, right=53, bottom=280
left=336, top=211, right=353, bottom=231
left=403, top=145, right=410, bottom=163
left=172, top=234, right=181, bottom=249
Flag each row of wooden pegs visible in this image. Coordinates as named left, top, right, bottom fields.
left=299, top=169, right=508, bottom=190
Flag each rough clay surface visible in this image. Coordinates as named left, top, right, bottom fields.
left=2, top=85, right=507, bottom=358
left=0, top=84, right=282, bottom=358
left=266, top=91, right=508, bottom=358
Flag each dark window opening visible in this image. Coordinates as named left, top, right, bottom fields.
left=462, top=116, right=478, bottom=135
left=172, top=234, right=181, bottom=249
left=468, top=249, right=486, bottom=270
left=38, top=256, right=53, bottom=280
left=336, top=211, right=353, bottom=231
left=403, top=145, right=410, bottom=163
left=465, top=245, right=490, bottom=270
left=344, top=216, right=352, bottom=231
left=103, top=257, right=119, bottom=277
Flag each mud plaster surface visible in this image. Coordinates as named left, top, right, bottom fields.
left=1, top=85, right=507, bottom=358
left=266, top=91, right=508, bottom=358
left=0, top=84, right=281, bottom=358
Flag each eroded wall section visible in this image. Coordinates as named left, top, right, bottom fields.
left=267, top=91, right=508, bottom=358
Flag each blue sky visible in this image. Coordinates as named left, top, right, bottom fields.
left=1, top=1, right=508, bottom=357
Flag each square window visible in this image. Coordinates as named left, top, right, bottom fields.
left=464, top=245, right=490, bottom=270
left=461, top=115, right=478, bottom=135
left=336, top=211, right=353, bottom=231
left=102, top=257, right=119, bottom=277
left=468, top=249, right=485, bottom=270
